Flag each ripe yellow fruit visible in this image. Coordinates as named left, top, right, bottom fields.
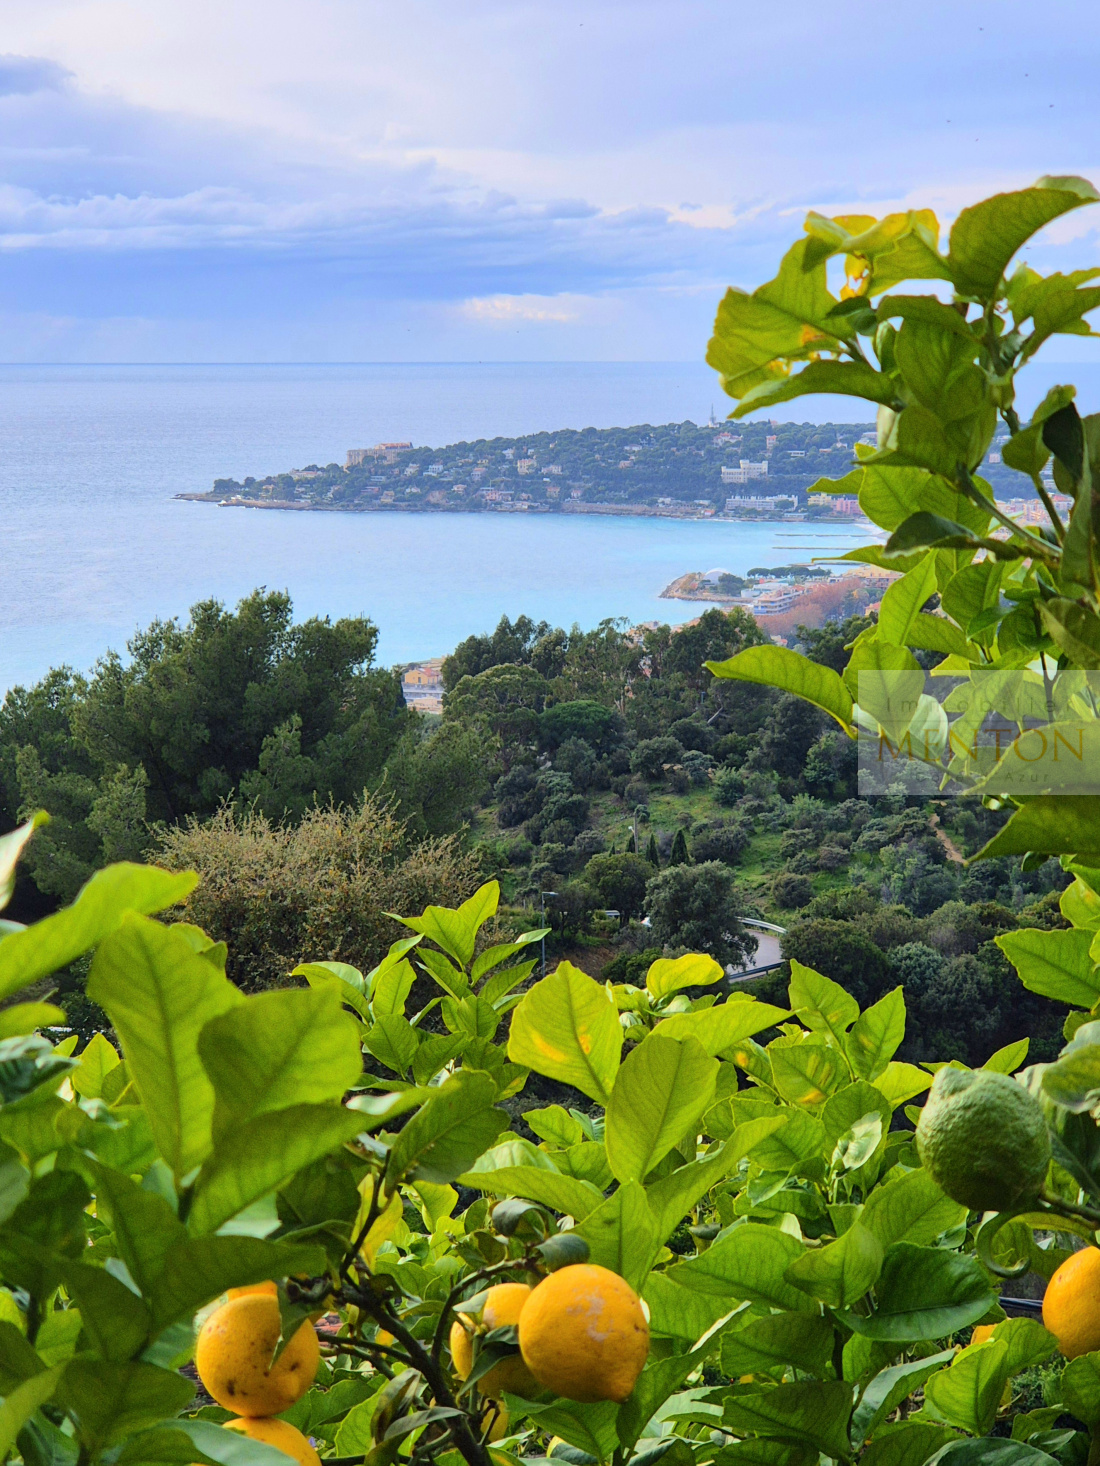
left=227, top=1281, right=278, bottom=1300
left=482, top=1406, right=509, bottom=1443
left=449, top=1282, right=537, bottom=1399
left=970, top=1324, right=996, bottom=1347
left=224, top=1418, right=320, bottom=1466
left=518, top=1264, right=648, bottom=1403
left=1044, top=1249, right=1100, bottom=1359
left=196, top=1295, right=320, bottom=1416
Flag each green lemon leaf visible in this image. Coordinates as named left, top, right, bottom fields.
left=392, top=881, right=499, bottom=967
left=706, top=646, right=854, bottom=735
left=861, top=1168, right=968, bottom=1249
left=0, top=1365, right=65, bottom=1457
left=768, top=1037, right=845, bottom=1108
left=1060, top=1351, right=1100, bottom=1425
left=720, top=1313, right=836, bottom=1379
left=668, top=1222, right=816, bottom=1311
left=198, top=987, right=363, bottom=1141
left=788, top=960, right=859, bottom=1042
left=785, top=1222, right=883, bottom=1308
left=455, top=1165, right=604, bottom=1221
left=186, top=1104, right=368, bottom=1235
left=605, top=1035, right=718, bottom=1184
left=924, top=1340, right=1010, bottom=1436
left=388, top=1069, right=508, bottom=1185
left=574, top=1179, right=660, bottom=1292
left=87, top=914, right=243, bottom=1180
left=996, top=928, right=1100, bottom=1006
left=948, top=178, right=1100, bottom=300
left=722, top=1381, right=854, bottom=1459
left=0, top=864, right=198, bottom=1000
left=0, top=813, right=47, bottom=914
left=851, top=1351, right=955, bottom=1444
left=837, top=1242, right=997, bottom=1341
left=642, top=1272, right=739, bottom=1342
left=57, top=1360, right=194, bottom=1450
left=652, top=997, right=791, bottom=1057
left=845, top=989, right=906, bottom=1080
left=646, top=953, right=723, bottom=999
left=507, top=961, right=622, bottom=1105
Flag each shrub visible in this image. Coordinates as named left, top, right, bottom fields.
left=553, top=737, right=597, bottom=789
left=691, top=819, right=748, bottom=867
left=772, top=871, right=814, bottom=909
left=158, top=794, right=481, bottom=990
left=623, top=775, right=650, bottom=808
left=583, top=852, right=652, bottom=918
left=630, top=737, right=684, bottom=782
left=712, top=765, right=744, bottom=807
left=644, top=860, right=755, bottom=968
left=681, top=750, right=715, bottom=786
left=668, top=718, right=714, bottom=752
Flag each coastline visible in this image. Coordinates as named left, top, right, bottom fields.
left=174, top=491, right=874, bottom=528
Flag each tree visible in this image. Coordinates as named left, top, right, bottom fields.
left=781, top=918, right=891, bottom=1010
left=553, top=737, right=597, bottom=789
left=2, top=594, right=415, bottom=904
left=748, top=695, right=826, bottom=784
left=440, top=614, right=551, bottom=690
left=712, top=766, right=744, bottom=807
left=445, top=664, right=549, bottom=753
left=379, top=721, right=492, bottom=837
left=794, top=614, right=876, bottom=675
left=630, top=737, right=683, bottom=782
left=553, top=620, right=641, bottom=711
left=75, top=591, right=407, bottom=824
left=644, top=861, right=755, bottom=968
left=669, top=829, right=690, bottom=865
left=540, top=700, right=624, bottom=754
left=582, top=852, right=652, bottom=919
left=663, top=607, right=765, bottom=690
left=645, top=832, right=660, bottom=868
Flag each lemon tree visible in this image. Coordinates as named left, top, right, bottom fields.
left=0, top=812, right=1091, bottom=1466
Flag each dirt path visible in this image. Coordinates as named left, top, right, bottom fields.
left=929, top=812, right=966, bottom=865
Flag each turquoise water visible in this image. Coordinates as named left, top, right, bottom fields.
left=4, top=360, right=1092, bottom=692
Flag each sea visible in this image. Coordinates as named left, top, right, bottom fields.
left=3, top=359, right=1095, bottom=694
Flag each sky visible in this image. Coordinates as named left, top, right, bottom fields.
left=2, top=0, right=1100, bottom=362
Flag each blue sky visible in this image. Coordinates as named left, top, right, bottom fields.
left=3, top=0, right=1099, bottom=362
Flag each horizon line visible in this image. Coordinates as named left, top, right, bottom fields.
left=0, top=359, right=710, bottom=368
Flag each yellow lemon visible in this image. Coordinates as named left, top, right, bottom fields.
left=518, top=1264, right=648, bottom=1403
left=224, top=1418, right=320, bottom=1466
left=195, top=1294, right=319, bottom=1416
left=449, top=1282, right=537, bottom=1399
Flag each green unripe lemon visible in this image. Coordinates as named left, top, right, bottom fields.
left=916, top=1066, right=1050, bottom=1212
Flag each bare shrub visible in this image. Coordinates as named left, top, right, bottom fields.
left=158, top=794, right=482, bottom=990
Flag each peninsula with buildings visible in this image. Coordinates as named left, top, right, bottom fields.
left=180, top=417, right=1062, bottom=521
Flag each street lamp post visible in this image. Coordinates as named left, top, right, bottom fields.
left=621, top=805, right=646, bottom=854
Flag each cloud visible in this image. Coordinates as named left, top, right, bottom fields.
left=459, top=294, right=584, bottom=325
left=0, top=54, right=70, bottom=96
left=0, top=2, right=1099, bottom=360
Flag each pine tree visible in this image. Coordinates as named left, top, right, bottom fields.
left=670, top=828, right=690, bottom=865
left=646, top=832, right=660, bottom=868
